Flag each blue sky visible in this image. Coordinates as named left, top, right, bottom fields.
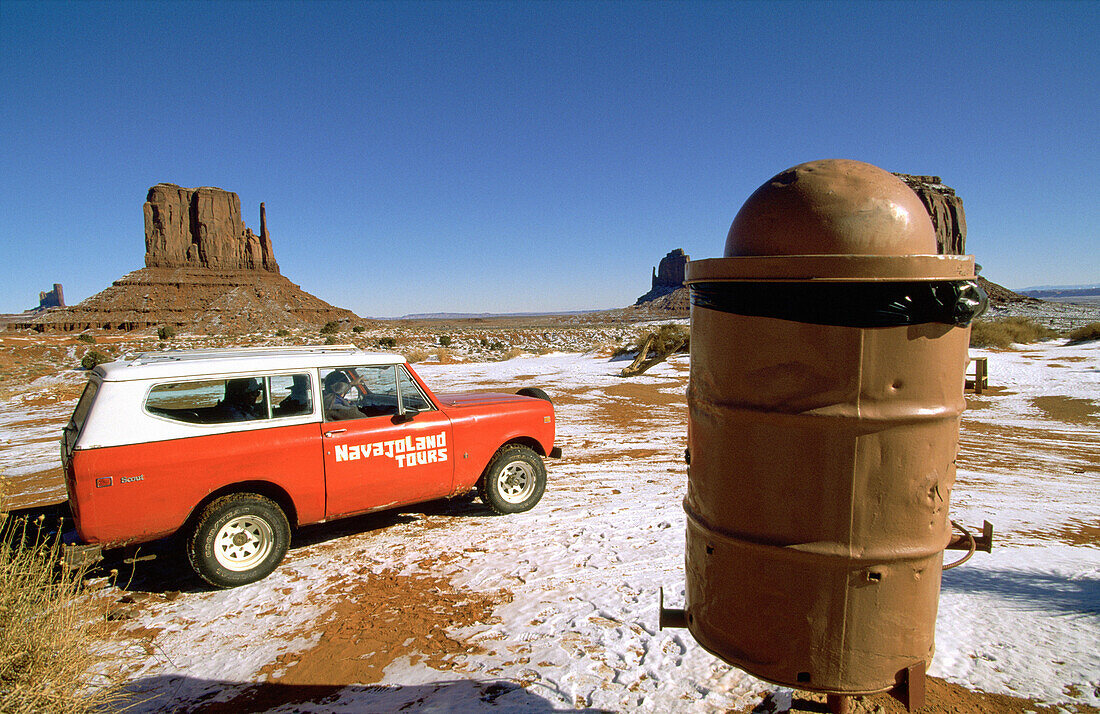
left=2, top=0, right=1097, bottom=317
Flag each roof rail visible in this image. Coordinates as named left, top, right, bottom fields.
left=123, top=344, right=361, bottom=365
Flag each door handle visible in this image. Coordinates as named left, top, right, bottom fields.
left=324, top=429, right=347, bottom=437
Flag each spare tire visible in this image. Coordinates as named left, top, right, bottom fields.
left=516, top=387, right=551, bottom=403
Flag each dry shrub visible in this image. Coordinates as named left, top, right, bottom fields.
left=500, top=348, right=524, bottom=361
left=405, top=348, right=428, bottom=363
left=0, top=506, right=119, bottom=712
left=619, top=323, right=690, bottom=377
left=624, top=323, right=690, bottom=356
left=433, top=348, right=457, bottom=364
left=651, top=323, right=690, bottom=353
left=1067, top=322, right=1100, bottom=344
left=970, top=317, right=1059, bottom=349
left=80, top=350, right=111, bottom=370
left=626, top=324, right=690, bottom=356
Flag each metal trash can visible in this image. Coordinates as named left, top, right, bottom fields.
left=670, top=159, right=987, bottom=701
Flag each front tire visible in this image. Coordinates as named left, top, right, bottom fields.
left=480, top=444, right=547, bottom=514
left=186, top=493, right=290, bottom=588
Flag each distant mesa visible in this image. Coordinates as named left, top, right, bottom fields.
left=1020, top=286, right=1100, bottom=300
left=15, top=184, right=357, bottom=333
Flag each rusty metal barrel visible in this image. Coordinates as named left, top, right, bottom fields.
left=680, top=159, right=986, bottom=696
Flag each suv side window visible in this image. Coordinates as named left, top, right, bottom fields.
left=146, top=373, right=312, bottom=425
left=398, top=365, right=433, bottom=411
left=147, top=378, right=266, bottom=424
left=270, top=374, right=313, bottom=417
left=321, top=366, right=399, bottom=421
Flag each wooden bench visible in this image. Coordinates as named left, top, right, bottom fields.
left=965, top=357, right=988, bottom=395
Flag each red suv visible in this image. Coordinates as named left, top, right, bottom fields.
left=62, top=345, right=559, bottom=587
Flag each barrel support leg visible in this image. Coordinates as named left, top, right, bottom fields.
left=889, top=661, right=926, bottom=711
left=658, top=587, right=687, bottom=630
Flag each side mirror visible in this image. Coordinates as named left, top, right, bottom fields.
left=394, top=408, right=419, bottom=423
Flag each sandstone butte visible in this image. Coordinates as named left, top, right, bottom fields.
left=19, top=184, right=357, bottom=333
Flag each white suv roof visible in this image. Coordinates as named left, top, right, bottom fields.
left=94, top=345, right=406, bottom=382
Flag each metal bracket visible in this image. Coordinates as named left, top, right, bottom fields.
left=947, top=519, right=993, bottom=553
left=944, top=519, right=994, bottom=570
left=658, top=587, right=687, bottom=630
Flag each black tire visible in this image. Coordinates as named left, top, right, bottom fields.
left=480, top=444, right=547, bottom=515
left=186, top=493, right=290, bottom=588
left=516, top=387, right=552, bottom=403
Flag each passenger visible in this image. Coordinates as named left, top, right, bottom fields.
left=323, top=371, right=362, bottom=421
left=216, top=378, right=264, bottom=421
left=276, top=375, right=312, bottom=416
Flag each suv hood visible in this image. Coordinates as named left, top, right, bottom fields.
left=434, top=392, right=536, bottom=409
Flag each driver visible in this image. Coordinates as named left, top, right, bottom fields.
left=323, top=371, right=363, bottom=421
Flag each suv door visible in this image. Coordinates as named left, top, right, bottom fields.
left=320, top=364, right=453, bottom=519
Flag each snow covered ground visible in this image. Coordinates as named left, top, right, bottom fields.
left=3, top=339, right=1098, bottom=712
left=934, top=341, right=1100, bottom=706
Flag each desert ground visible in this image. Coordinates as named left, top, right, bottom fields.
left=1, top=317, right=1097, bottom=713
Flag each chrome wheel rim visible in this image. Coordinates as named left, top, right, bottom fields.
left=213, top=515, right=274, bottom=571
left=496, top=460, right=535, bottom=503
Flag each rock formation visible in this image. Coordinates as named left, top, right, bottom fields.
left=17, top=185, right=356, bottom=333
left=38, top=284, right=64, bottom=309
left=893, top=174, right=967, bottom=255
left=635, top=249, right=689, bottom=304
left=652, top=249, right=688, bottom=290
left=144, top=184, right=278, bottom=272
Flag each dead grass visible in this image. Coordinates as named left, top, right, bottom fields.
left=1067, top=322, right=1100, bottom=344
left=0, top=502, right=120, bottom=713
left=970, top=317, right=1060, bottom=348
left=432, top=348, right=458, bottom=364
left=404, top=348, right=429, bottom=363
left=500, top=347, right=524, bottom=361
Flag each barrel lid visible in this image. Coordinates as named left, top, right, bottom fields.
left=686, top=254, right=975, bottom=283
left=726, top=160, right=938, bottom=258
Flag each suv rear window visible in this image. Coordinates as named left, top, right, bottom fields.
left=146, top=373, right=312, bottom=425
left=68, top=380, right=99, bottom=434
